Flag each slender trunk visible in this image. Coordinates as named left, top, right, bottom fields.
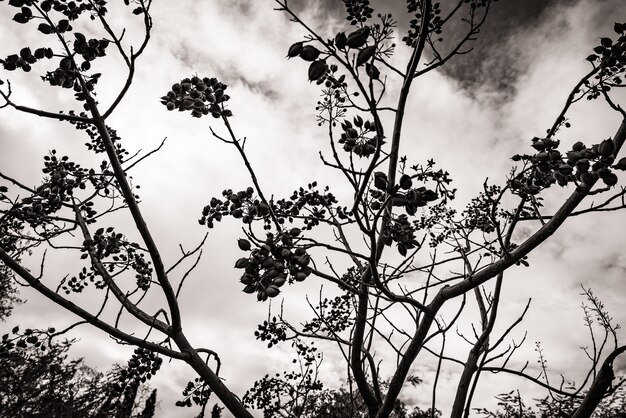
left=571, top=363, right=613, bottom=418
left=372, top=2, right=433, bottom=415
left=571, top=345, right=626, bottom=418
left=450, top=348, right=480, bottom=418
left=376, top=293, right=444, bottom=418
left=351, top=279, right=380, bottom=417
left=173, top=332, right=254, bottom=418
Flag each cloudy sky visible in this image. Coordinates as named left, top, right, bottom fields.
left=1, top=0, right=625, bottom=416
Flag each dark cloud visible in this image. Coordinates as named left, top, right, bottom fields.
left=290, top=0, right=578, bottom=95
left=435, top=0, right=572, bottom=95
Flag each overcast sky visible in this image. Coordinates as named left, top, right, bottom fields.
left=1, top=0, right=626, bottom=417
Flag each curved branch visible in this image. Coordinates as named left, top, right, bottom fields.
left=0, top=246, right=187, bottom=360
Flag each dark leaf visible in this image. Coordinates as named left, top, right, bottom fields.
left=234, top=258, right=249, bottom=269
left=19, top=47, right=31, bottom=60
left=38, top=23, right=54, bottom=34
left=57, top=19, right=70, bottom=33
left=12, top=13, right=29, bottom=24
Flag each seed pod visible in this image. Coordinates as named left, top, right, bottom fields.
left=20, top=47, right=32, bottom=60
left=273, top=276, right=286, bottom=287
left=399, top=174, right=413, bottom=190
left=365, top=63, right=380, bottom=79
left=590, top=144, right=600, bottom=156
left=234, top=258, right=249, bottom=269
left=598, top=139, right=615, bottom=157
left=335, top=32, right=347, bottom=50
left=615, top=157, right=626, bottom=170
left=240, top=274, right=255, bottom=285
left=308, top=59, right=328, bottom=82
left=603, top=172, right=618, bottom=186
left=347, top=127, right=358, bottom=138
left=601, top=155, right=615, bottom=166
left=287, top=42, right=303, bottom=58
left=531, top=138, right=547, bottom=151
left=374, top=172, right=387, bottom=190
left=392, top=196, right=407, bottom=206
left=422, top=190, right=438, bottom=202
left=182, top=98, right=194, bottom=109
left=60, top=57, right=72, bottom=70
left=572, top=141, right=585, bottom=151
left=558, top=164, right=573, bottom=175
left=553, top=171, right=566, bottom=183
left=356, top=45, right=376, bottom=66
left=549, top=150, right=561, bottom=160
left=294, top=272, right=307, bottom=282
left=579, top=171, right=597, bottom=187
left=300, top=45, right=321, bottom=61
left=238, top=239, right=251, bottom=251
left=242, top=284, right=256, bottom=294
left=33, top=48, right=46, bottom=59
left=566, top=151, right=582, bottom=164
left=400, top=201, right=413, bottom=214
left=266, top=285, right=280, bottom=298
left=346, top=26, right=370, bottom=48
left=298, top=254, right=311, bottom=267
left=577, top=159, right=590, bottom=172
left=258, top=202, right=270, bottom=215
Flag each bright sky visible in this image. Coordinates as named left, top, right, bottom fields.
left=1, top=0, right=625, bottom=417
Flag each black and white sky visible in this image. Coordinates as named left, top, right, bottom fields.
left=1, top=0, right=625, bottom=417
